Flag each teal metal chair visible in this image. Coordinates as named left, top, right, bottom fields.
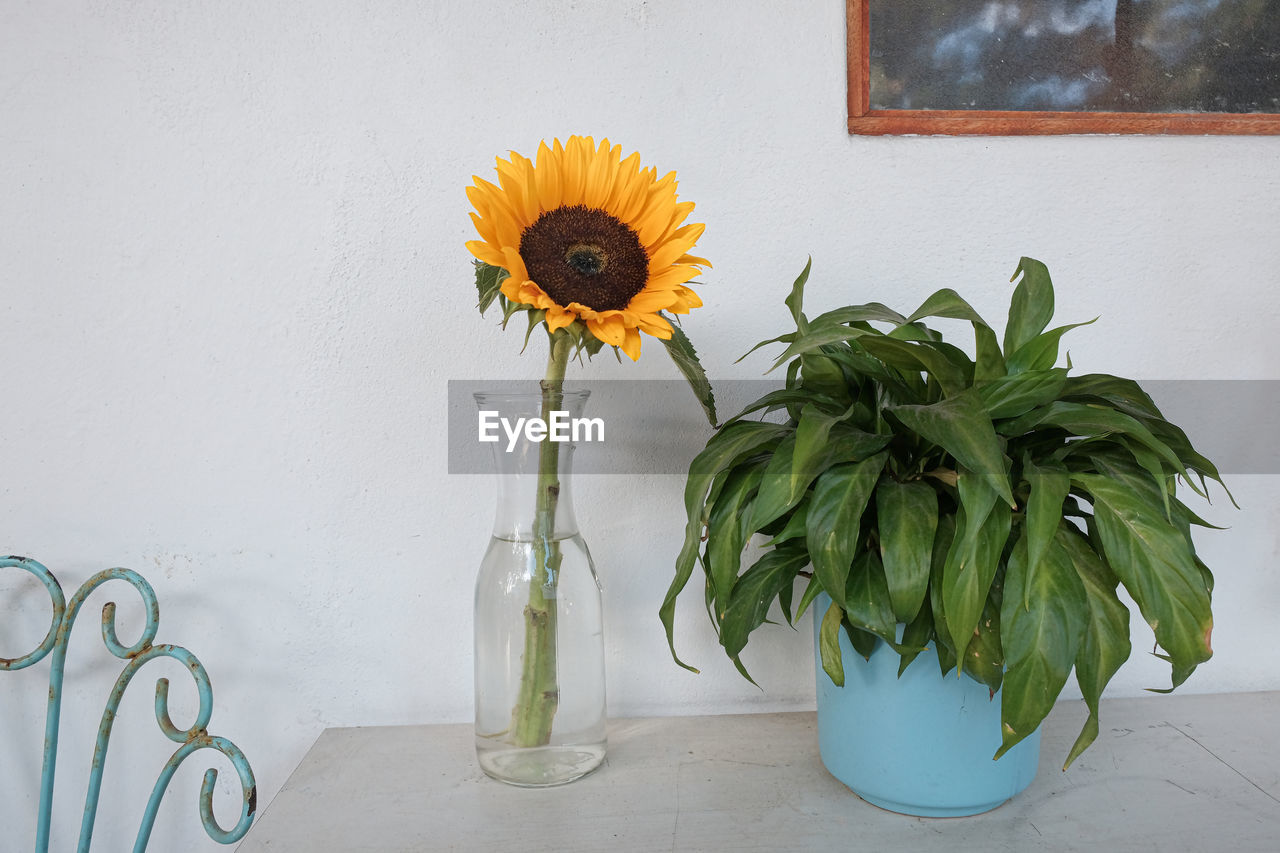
left=2, top=556, right=256, bottom=852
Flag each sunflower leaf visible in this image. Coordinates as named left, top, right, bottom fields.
left=499, top=295, right=524, bottom=328
left=581, top=328, right=606, bottom=359
left=474, top=261, right=508, bottom=315
left=519, top=310, right=547, bottom=354
left=659, top=313, right=718, bottom=428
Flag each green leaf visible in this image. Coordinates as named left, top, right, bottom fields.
left=785, top=258, right=812, bottom=334
left=795, top=572, right=824, bottom=621
left=719, top=547, right=811, bottom=659
left=907, top=288, right=991, bottom=327
left=499, top=293, right=524, bottom=327
left=1006, top=319, right=1096, bottom=374
left=737, top=331, right=797, bottom=364
left=661, top=421, right=790, bottom=672
left=1022, top=457, right=1071, bottom=607
left=821, top=346, right=917, bottom=400
left=580, top=327, right=606, bottom=359
left=886, top=322, right=939, bottom=342
left=767, top=323, right=871, bottom=372
left=752, top=410, right=891, bottom=532
left=1058, top=525, right=1131, bottom=769
left=876, top=480, right=938, bottom=622
left=887, top=390, right=1015, bottom=508
left=896, top=594, right=934, bottom=676
left=799, top=352, right=848, bottom=399
left=819, top=600, right=846, bottom=687
left=857, top=336, right=967, bottom=396
left=779, top=572, right=796, bottom=625
left=1062, top=373, right=1166, bottom=421
left=720, top=387, right=845, bottom=428
left=996, top=532, right=1088, bottom=759
left=843, top=550, right=897, bottom=643
left=1004, top=257, right=1055, bottom=355
left=843, top=619, right=879, bottom=660
left=809, top=302, right=908, bottom=328
left=974, top=324, right=1006, bottom=382
left=474, top=260, right=508, bottom=314
left=928, top=514, right=957, bottom=677
left=964, top=591, right=1005, bottom=693
left=942, top=470, right=1010, bottom=664
left=805, top=454, right=888, bottom=605
left=659, top=314, right=718, bottom=427
left=979, top=368, right=1068, bottom=420
left=1073, top=474, right=1213, bottom=688
left=915, top=339, right=976, bottom=374
left=1087, top=450, right=1220, bottom=533
left=750, top=435, right=799, bottom=531
left=519, top=309, right=547, bottom=353
left=765, top=495, right=810, bottom=545
left=705, top=466, right=764, bottom=619
left=1034, top=402, right=1201, bottom=496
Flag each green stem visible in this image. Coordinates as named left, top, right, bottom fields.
left=510, top=329, right=572, bottom=748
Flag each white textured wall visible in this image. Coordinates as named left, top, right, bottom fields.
left=2, top=1, right=1278, bottom=848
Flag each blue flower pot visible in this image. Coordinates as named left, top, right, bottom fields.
left=813, top=596, right=1041, bottom=817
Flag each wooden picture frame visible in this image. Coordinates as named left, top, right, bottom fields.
left=846, top=0, right=1280, bottom=135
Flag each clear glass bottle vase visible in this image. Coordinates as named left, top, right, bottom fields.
left=472, top=389, right=607, bottom=786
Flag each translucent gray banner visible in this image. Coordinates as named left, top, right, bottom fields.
left=448, top=380, right=1280, bottom=476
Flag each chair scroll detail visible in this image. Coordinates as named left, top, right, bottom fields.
left=1, top=556, right=257, bottom=852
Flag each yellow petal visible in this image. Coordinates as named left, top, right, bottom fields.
left=632, top=312, right=673, bottom=339
left=499, top=277, right=525, bottom=303
left=471, top=178, right=524, bottom=249
left=669, top=285, right=703, bottom=312
left=494, top=154, right=537, bottom=227
left=620, top=326, right=642, bottom=361
left=645, top=263, right=703, bottom=292
left=635, top=192, right=679, bottom=248
left=587, top=315, right=626, bottom=347
left=545, top=305, right=577, bottom=332
left=500, top=246, right=530, bottom=286
left=534, top=140, right=562, bottom=211
left=604, top=151, right=643, bottom=212
left=465, top=239, right=507, bottom=268
left=560, top=136, right=591, bottom=206
left=676, top=253, right=712, bottom=268
left=625, top=288, right=680, bottom=313
left=648, top=222, right=706, bottom=270
left=468, top=211, right=500, bottom=246
left=615, top=166, right=656, bottom=224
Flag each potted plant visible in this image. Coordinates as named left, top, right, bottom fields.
left=660, top=257, right=1228, bottom=816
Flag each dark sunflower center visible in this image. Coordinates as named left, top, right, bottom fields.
left=518, top=205, right=648, bottom=312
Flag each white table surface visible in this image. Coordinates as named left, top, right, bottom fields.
left=237, top=691, right=1280, bottom=852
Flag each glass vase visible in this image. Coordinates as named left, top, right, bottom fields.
left=472, top=389, right=607, bottom=786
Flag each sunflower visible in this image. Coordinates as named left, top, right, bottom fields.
left=466, top=136, right=709, bottom=360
